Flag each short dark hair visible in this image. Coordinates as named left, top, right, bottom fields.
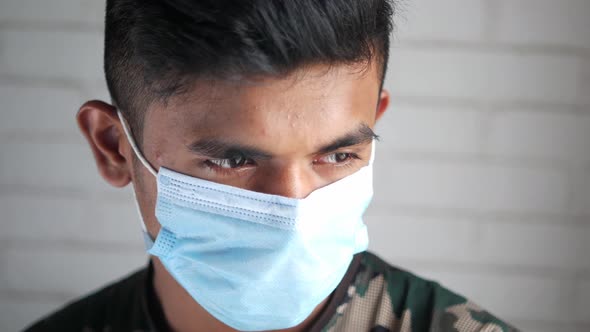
left=105, top=0, right=396, bottom=141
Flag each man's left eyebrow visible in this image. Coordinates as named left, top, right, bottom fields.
left=316, top=124, right=379, bottom=154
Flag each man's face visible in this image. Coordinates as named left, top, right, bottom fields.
left=131, top=63, right=388, bottom=235
left=80, top=63, right=389, bottom=237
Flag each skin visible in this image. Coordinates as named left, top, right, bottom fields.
left=77, top=62, right=389, bottom=332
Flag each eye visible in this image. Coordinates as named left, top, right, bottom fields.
left=206, top=155, right=254, bottom=169
left=315, top=152, right=359, bottom=165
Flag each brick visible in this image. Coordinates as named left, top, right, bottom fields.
left=395, top=0, right=486, bottom=42
left=488, top=111, right=590, bottom=162
left=580, top=60, right=590, bottom=106
left=0, top=142, right=109, bottom=191
left=365, top=214, right=481, bottom=263
left=496, top=0, right=590, bottom=49
left=0, top=298, right=66, bottom=332
left=386, top=49, right=580, bottom=104
left=0, top=85, right=82, bottom=134
left=82, top=82, right=113, bottom=105
left=0, top=191, right=143, bottom=246
left=91, top=193, right=147, bottom=244
left=480, top=223, right=590, bottom=270
left=574, top=279, right=590, bottom=322
left=0, top=30, right=103, bottom=81
left=376, top=104, right=484, bottom=154
left=414, top=270, right=574, bottom=322
left=366, top=214, right=590, bottom=270
left=0, top=247, right=146, bottom=294
left=83, top=0, right=107, bottom=26
left=570, top=173, right=590, bottom=216
left=0, top=0, right=103, bottom=24
left=372, top=160, right=568, bottom=214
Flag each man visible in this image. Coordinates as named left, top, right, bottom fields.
left=26, top=0, right=516, bottom=331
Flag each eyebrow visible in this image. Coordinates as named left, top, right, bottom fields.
left=186, top=139, right=273, bottom=159
left=316, top=123, right=379, bottom=155
left=185, top=123, right=379, bottom=159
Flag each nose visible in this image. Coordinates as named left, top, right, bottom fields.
left=250, top=165, right=317, bottom=199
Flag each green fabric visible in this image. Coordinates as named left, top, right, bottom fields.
left=321, top=252, right=518, bottom=332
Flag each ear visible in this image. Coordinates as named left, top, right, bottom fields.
left=375, top=89, right=390, bottom=122
left=77, top=100, right=132, bottom=188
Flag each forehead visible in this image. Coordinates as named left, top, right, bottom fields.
left=143, top=63, right=382, bottom=154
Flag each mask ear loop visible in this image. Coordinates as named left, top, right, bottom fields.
left=368, top=140, right=376, bottom=165
left=116, top=110, right=158, bottom=177
left=116, top=109, right=158, bottom=249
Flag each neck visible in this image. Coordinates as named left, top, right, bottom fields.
left=150, top=257, right=329, bottom=332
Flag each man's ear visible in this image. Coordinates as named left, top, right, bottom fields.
left=375, top=89, right=390, bottom=122
left=77, top=100, right=132, bottom=188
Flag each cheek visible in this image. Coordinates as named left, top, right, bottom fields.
left=133, top=160, right=157, bottom=202
left=133, top=166, right=162, bottom=233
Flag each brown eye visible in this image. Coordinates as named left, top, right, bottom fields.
left=317, top=152, right=354, bottom=164
left=333, top=153, right=351, bottom=163
left=208, top=155, right=251, bottom=169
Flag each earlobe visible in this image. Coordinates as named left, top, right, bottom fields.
left=77, top=100, right=132, bottom=188
left=375, top=89, right=390, bottom=122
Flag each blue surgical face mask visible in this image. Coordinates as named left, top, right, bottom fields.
left=118, top=110, right=373, bottom=331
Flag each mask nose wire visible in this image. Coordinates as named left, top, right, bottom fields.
left=116, top=109, right=158, bottom=177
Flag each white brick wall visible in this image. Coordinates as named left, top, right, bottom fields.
left=580, top=58, right=590, bottom=105
left=0, top=192, right=142, bottom=245
left=368, top=214, right=590, bottom=270
left=0, top=85, right=83, bottom=135
left=495, top=0, right=590, bottom=49
left=387, top=49, right=581, bottom=103
left=0, top=247, right=146, bottom=295
left=0, top=299, right=65, bottom=332
left=0, top=0, right=102, bottom=24
left=373, top=160, right=569, bottom=213
left=0, top=142, right=109, bottom=191
left=1, top=0, right=589, bottom=331
left=0, top=29, right=104, bottom=82
left=376, top=103, right=485, bottom=154
left=395, top=0, right=487, bottom=42
left=488, top=110, right=590, bottom=162
left=570, top=173, right=590, bottom=216
left=576, top=280, right=590, bottom=321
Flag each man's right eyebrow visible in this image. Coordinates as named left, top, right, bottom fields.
left=185, top=138, right=273, bottom=159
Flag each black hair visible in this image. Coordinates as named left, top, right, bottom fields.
left=105, top=0, right=396, bottom=141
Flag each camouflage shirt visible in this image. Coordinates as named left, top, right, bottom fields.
left=24, top=251, right=518, bottom=332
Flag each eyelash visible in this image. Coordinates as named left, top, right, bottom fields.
left=203, top=156, right=255, bottom=176
left=203, top=152, right=361, bottom=176
left=314, top=152, right=361, bottom=167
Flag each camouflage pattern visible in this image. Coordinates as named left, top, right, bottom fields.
left=321, top=252, right=519, bottom=332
